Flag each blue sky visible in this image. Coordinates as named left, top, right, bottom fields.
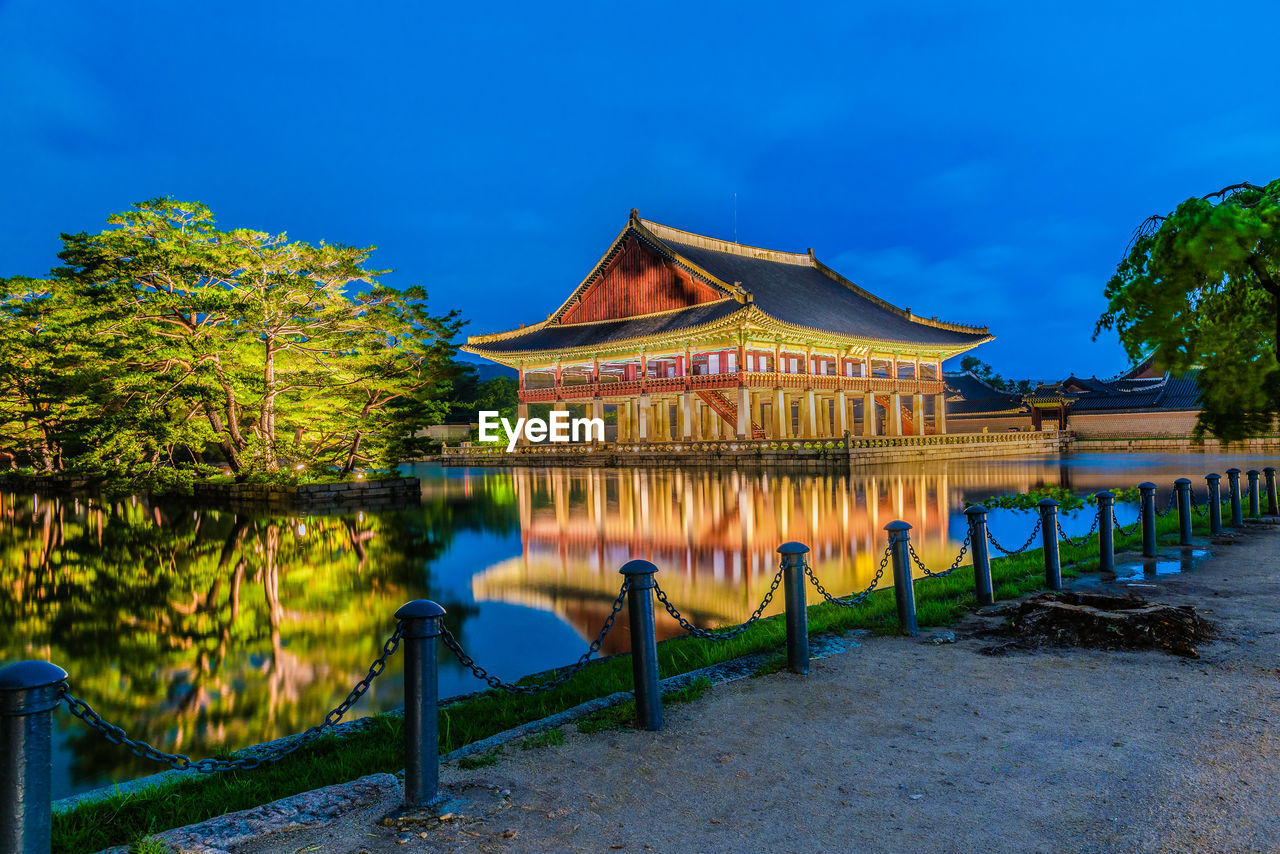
left=3, top=1, right=1277, bottom=380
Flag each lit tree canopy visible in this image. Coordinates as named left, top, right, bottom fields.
left=1096, top=180, right=1280, bottom=441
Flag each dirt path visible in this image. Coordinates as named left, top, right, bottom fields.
left=241, top=528, right=1280, bottom=854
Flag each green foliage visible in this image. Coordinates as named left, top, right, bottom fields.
left=977, top=486, right=1140, bottom=512
left=958, top=356, right=1034, bottom=393
left=0, top=199, right=468, bottom=477
left=1096, top=180, right=1280, bottom=440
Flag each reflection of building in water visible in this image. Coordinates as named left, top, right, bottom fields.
left=470, top=462, right=1068, bottom=646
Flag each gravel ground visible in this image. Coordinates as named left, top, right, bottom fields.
left=236, top=526, right=1280, bottom=854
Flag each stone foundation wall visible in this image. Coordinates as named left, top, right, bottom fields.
left=1067, top=411, right=1202, bottom=438
left=190, top=477, right=420, bottom=509
left=1072, top=436, right=1280, bottom=454
left=440, top=433, right=1065, bottom=469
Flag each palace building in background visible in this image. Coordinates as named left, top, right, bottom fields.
left=462, top=211, right=992, bottom=443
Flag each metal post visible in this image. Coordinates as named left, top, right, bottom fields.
left=1265, top=467, right=1278, bottom=516
left=1, top=660, right=67, bottom=854
left=1174, top=478, right=1193, bottom=545
left=778, top=543, right=810, bottom=675
left=1248, top=470, right=1261, bottom=518
left=395, top=600, right=445, bottom=808
left=1206, top=474, right=1223, bottom=537
left=619, top=560, right=663, bottom=731
left=885, top=521, right=918, bottom=636
left=964, top=506, right=994, bottom=606
left=1138, top=482, right=1157, bottom=557
left=1037, top=498, right=1062, bottom=591
left=1227, top=468, right=1243, bottom=527
left=1096, top=491, right=1115, bottom=573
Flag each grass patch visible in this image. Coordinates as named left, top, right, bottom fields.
left=518, top=729, right=565, bottom=751
left=455, top=747, right=504, bottom=769
left=577, top=676, right=713, bottom=733
left=53, top=507, right=1216, bottom=853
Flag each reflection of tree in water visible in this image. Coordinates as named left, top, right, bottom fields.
left=0, top=488, right=507, bottom=790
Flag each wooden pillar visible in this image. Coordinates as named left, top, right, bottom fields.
left=935, top=393, right=947, bottom=434
left=836, top=389, right=848, bottom=435
left=888, top=392, right=903, bottom=436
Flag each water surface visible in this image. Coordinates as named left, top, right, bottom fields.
left=2, top=452, right=1269, bottom=798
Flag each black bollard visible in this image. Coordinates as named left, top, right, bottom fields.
left=1, top=660, right=67, bottom=854
left=964, top=506, right=995, bottom=606
left=778, top=542, right=810, bottom=675
left=395, top=600, right=445, bottom=808
left=1037, top=497, right=1062, bottom=591
left=1265, top=467, right=1278, bottom=516
left=1096, top=491, right=1115, bottom=573
left=1174, top=478, right=1193, bottom=545
left=1227, top=468, right=1244, bottom=527
left=885, top=521, right=918, bottom=636
left=1206, top=474, right=1223, bottom=537
left=1248, top=470, right=1261, bottom=518
left=1138, top=482, right=1157, bottom=557
left=619, top=560, right=663, bottom=731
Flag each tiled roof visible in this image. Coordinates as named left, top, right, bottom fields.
left=465, top=213, right=992, bottom=358
left=943, top=372, right=1027, bottom=415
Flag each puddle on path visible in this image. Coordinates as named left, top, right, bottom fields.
left=1112, top=548, right=1209, bottom=583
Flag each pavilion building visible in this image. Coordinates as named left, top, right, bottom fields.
left=462, top=211, right=993, bottom=443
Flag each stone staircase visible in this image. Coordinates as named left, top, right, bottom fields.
left=696, top=390, right=767, bottom=439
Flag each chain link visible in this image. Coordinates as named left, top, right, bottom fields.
left=654, top=564, right=784, bottom=641
left=1056, top=509, right=1100, bottom=547
left=985, top=516, right=1043, bottom=556
left=1188, top=488, right=1207, bottom=517
left=61, top=624, right=404, bottom=773
left=441, top=581, right=628, bottom=693
left=908, top=530, right=971, bottom=579
left=805, top=543, right=890, bottom=608
left=1154, top=490, right=1177, bottom=517
left=1112, top=510, right=1140, bottom=538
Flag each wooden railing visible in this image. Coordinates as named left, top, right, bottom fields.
left=518, top=372, right=946, bottom=403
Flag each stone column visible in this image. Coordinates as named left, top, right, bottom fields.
left=751, top=390, right=764, bottom=431
left=592, top=398, right=604, bottom=441
left=617, top=401, right=630, bottom=442
left=934, top=393, right=947, bottom=434
left=862, top=393, right=877, bottom=437
left=680, top=392, right=693, bottom=440
left=737, top=386, right=750, bottom=439
left=802, top=389, right=817, bottom=438
left=836, top=389, right=848, bottom=435
left=888, top=392, right=903, bottom=436
left=912, top=393, right=924, bottom=436
left=638, top=393, right=650, bottom=442
left=774, top=388, right=787, bottom=439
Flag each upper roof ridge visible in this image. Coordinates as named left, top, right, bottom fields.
left=637, top=216, right=815, bottom=266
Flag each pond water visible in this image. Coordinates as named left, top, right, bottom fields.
left=3, top=452, right=1273, bottom=799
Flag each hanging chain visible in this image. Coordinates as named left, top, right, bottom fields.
left=1056, top=509, right=1100, bottom=547
left=1154, top=491, right=1177, bottom=517
left=805, top=542, right=890, bottom=608
left=654, top=564, right=785, bottom=641
left=1188, top=488, right=1208, bottom=517
left=60, top=624, right=404, bottom=773
left=908, top=530, right=971, bottom=578
left=1112, top=510, right=1140, bottom=537
left=986, top=516, right=1042, bottom=556
left=441, top=581, right=629, bottom=694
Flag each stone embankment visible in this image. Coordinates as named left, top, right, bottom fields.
left=190, top=477, right=421, bottom=510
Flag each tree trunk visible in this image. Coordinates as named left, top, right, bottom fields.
left=260, top=340, right=278, bottom=472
